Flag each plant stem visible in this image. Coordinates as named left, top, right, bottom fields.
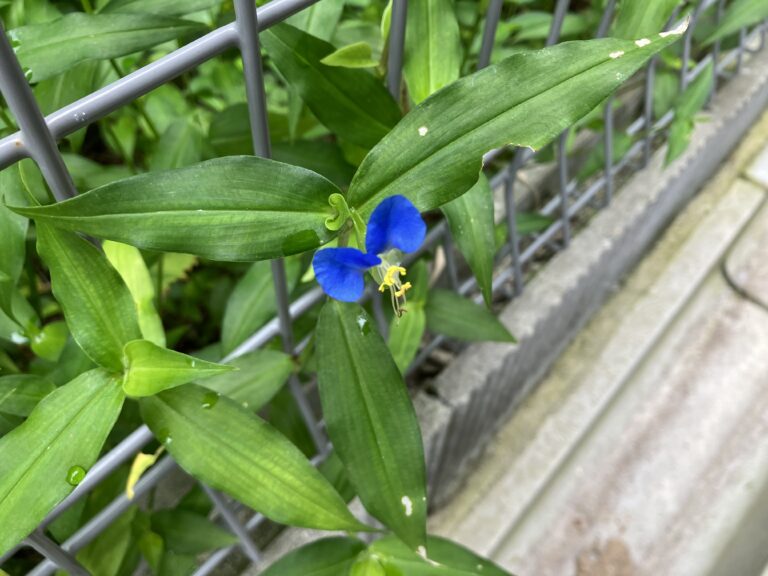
left=80, top=0, right=94, bottom=13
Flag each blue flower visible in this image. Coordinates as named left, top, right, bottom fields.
left=313, top=195, right=426, bottom=312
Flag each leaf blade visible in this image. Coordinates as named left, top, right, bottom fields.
left=9, top=13, right=204, bottom=82
left=347, top=32, right=686, bottom=216
left=0, top=369, right=124, bottom=556
left=442, top=174, right=496, bottom=307
left=14, top=157, right=338, bottom=262
left=262, top=24, right=401, bottom=149
left=317, top=301, right=427, bottom=551
left=404, top=0, right=462, bottom=103
left=123, top=340, right=234, bottom=397
left=36, top=224, right=142, bottom=371
left=139, top=384, right=365, bottom=531
left=426, top=290, right=515, bottom=343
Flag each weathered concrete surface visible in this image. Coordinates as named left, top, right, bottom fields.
left=430, top=176, right=765, bottom=556
left=430, top=145, right=768, bottom=574
left=494, top=275, right=768, bottom=576
left=725, top=200, right=768, bottom=309
left=424, top=45, right=768, bottom=508
left=747, top=141, right=768, bottom=189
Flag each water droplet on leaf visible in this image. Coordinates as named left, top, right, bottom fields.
left=356, top=314, right=371, bottom=335
left=66, top=465, right=86, bottom=486
left=157, top=428, right=173, bottom=445
left=201, top=391, right=219, bottom=409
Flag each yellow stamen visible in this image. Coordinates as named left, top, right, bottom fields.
left=378, top=265, right=407, bottom=292
left=394, top=282, right=412, bottom=298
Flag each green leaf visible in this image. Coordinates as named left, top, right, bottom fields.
left=208, top=104, right=317, bottom=154
left=705, top=0, right=768, bottom=45
left=140, top=383, right=365, bottom=531
left=262, top=24, right=402, bottom=149
left=507, top=12, right=590, bottom=42
left=350, top=555, right=387, bottom=576
left=103, top=241, right=165, bottom=347
left=613, top=0, right=681, bottom=39
left=0, top=164, right=30, bottom=322
left=347, top=30, right=686, bottom=217
left=30, top=321, right=69, bottom=361
left=260, top=537, right=366, bottom=576
left=404, top=0, right=462, bottom=103
left=426, top=290, right=515, bottom=343
left=0, top=369, right=124, bottom=556
left=221, top=259, right=300, bottom=355
left=273, top=140, right=356, bottom=188
left=317, top=301, right=427, bottom=551
left=442, top=174, right=495, bottom=307
left=8, top=13, right=204, bottom=82
left=122, top=339, right=234, bottom=397
left=321, top=41, right=379, bottom=68
left=78, top=506, right=137, bottom=576
left=372, top=535, right=512, bottom=575
left=102, top=0, right=222, bottom=16
left=151, top=509, right=238, bottom=554
left=388, top=306, right=426, bottom=373
left=666, top=62, right=713, bottom=164
left=202, top=349, right=294, bottom=411
left=0, top=374, right=55, bottom=417
left=149, top=118, right=203, bottom=172
left=36, top=224, right=142, bottom=371
left=286, top=0, right=345, bottom=42
left=387, top=261, right=428, bottom=372
left=13, top=157, right=338, bottom=262
left=63, top=154, right=134, bottom=192
left=515, top=212, right=554, bottom=235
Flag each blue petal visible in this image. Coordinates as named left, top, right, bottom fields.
left=365, top=195, right=427, bottom=255
left=313, top=247, right=381, bottom=302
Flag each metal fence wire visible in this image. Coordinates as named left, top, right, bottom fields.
left=0, top=0, right=766, bottom=573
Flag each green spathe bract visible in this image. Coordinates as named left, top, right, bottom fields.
left=122, top=339, right=235, bottom=397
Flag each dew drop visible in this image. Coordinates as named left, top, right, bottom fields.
left=10, top=332, right=28, bottom=345
left=158, top=428, right=173, bottom=445
left=66, top=465, right=86, bottom=486
left=356, top=314, right=371, bottom=335
left=201, top=391, right=219, bottom=410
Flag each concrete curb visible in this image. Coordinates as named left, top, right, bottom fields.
left=417, top=46, right=768, bottom=509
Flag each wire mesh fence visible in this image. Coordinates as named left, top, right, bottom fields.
left=0, top=0, right=766, bottom=573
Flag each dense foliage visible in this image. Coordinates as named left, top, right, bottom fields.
left=0, top=0, right=761, bottom=573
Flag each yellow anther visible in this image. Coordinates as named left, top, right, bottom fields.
left=394, top=282, right=412, bottom=298
left=378, top=265, right=407, bottom=292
